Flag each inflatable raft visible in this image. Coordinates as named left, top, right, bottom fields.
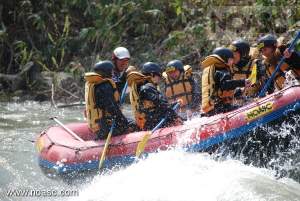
left=36, top=85, right=300, bottom=176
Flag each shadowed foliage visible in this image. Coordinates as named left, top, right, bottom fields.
left=0, top=0, right=299, bottom=99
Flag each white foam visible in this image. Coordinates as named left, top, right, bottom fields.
left=72, top=150, right=300, bottom=201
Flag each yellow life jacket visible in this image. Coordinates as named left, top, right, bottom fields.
left=127, top=72, right=152, bottom=113
left=201, top=55, right=234, bottom=113
left=163, top=65, right=196, bottom=112
left=84, top=72, right=120, bottom=133
left=232, top=59, right=263, bottom=97
left=232, top=61, right=252, bottom=80
left=263, top=49, right=289, bottom=90
left=244, top=60, right=262, bottom=97
left=127, top=71, right=154, bottom=129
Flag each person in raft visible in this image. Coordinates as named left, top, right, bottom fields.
left=201, top=47, right=252, bottom=116
left=84, top=60, right=131, bottom=140
left=257, top=34, right=300, bottom=93
left=162, top=59, right=201, bottom=120
left=127, top=62, right=182, bottom=131
left=229, top=39, right=267, bottom=98
left=111, top=46, right=136, bottom=94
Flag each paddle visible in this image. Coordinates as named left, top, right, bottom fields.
left=50, top=117, right=84, bottom=142
left=259, top=31, right=300, bottom=97
left=98, top=81, right=128, bottom=169
left=135, top=102, right=181, bottom=158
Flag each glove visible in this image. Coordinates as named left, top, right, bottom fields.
left=234, top=88, right=243, bottom=98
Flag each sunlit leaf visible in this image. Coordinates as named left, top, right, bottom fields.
left=48, top=33, right=56, bottom=45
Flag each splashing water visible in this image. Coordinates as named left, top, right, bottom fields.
left=283, top=70, right=300, bottom=88
left=72, top=150, right=300, bottom=201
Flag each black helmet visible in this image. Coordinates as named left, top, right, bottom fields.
left=166, top=60, right=184, bottom=72
left=257, top=34, right=277, bottom=50
left=141, top=62, right=162, bottom=76
left=230, top=39, right=250, bottom=58
left=93, top=60, right=114, bottom=78
left=212, top=47, right=234, bottom=63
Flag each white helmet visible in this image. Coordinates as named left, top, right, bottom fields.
left=113, top=47, right=130, bottom=60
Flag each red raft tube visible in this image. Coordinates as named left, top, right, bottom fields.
left=36, top=85, right=300, bottom=176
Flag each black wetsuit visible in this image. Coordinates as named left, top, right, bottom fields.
left=207, top=68, right=246, bottom=116
left=94, top=81, right=129, bottom=139
left=138, top=82, right=179, bottom=130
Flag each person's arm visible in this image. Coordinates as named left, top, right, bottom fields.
left=139, top=83, right=166, bottom=105
left=94, top=82, right=128, bottom=124
left=285, top=51, right=300, bottom=70
left=139, top=83, right=179, bottom=121
left=215, top=70, right=245, bottom=91
left=279, top=45, right=300, bottom=70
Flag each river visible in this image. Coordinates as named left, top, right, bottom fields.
left=0, top=101, right=300, bottom=201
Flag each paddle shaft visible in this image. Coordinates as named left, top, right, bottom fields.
left=152, top=102, right=180, bottom=132
left=259, top=31, right=300, bottom=97
left=51, top=117, right=84, bottom=142
left=98, top=121, right=115, bottom=169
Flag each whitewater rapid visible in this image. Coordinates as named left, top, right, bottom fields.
left=72, top=150, right=300, bottom=201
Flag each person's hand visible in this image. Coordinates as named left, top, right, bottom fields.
left=186, top=109, right=192, bottom=118
left=176, top=98, right=184, bottom=107
left=125, top=65, right=137, bottom=74
left=283, top=48, right=292, bottom=58
left=174, top=117, right=183, bottom=125
left=245, top=79, right=252, bottom=88
left=234, top=88, right=243, bottom=98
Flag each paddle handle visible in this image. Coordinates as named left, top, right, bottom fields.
left=259, top=31, right=300, bottom=97
left=151, top=102, right=181, bottom=133
left=51, top=117, right=84, bottom=142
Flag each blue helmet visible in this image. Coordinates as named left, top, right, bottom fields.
left=166, top=60, right=184, bottom=72
left=93, top=60, right=114, bottom=78
left=257, top=34, right=277, bottom=50
left=141, top=62, right=162, bottom=76
left=230, top=39, right=250, bottom=58
left=212, top=47, right=234, bottom=63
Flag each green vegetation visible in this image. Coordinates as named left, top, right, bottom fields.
left=0, top=0, right=299, bottom=100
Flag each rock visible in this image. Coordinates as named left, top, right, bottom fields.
left=34, top=93, right=49, bottom=102
left=31, top=71, right=84, bottom=103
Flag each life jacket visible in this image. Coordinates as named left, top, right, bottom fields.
left=232, top=45, right=263, bottom=80
left=233, top=59, right=265, bottom=97
left=263, top=48, right=289, bottom=90
left=245, top=59, right=266, bottom=97
left=127, top=72, right=152, bottom=114
left=201, top=55, right=235, bottom=113
left=163, top=65, right=196, bottom=112
left=232, top=60, right=252, bottom=80
left=127, top=72, right=154, bottom=129
left=84, top=72, right=120, bottom=133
